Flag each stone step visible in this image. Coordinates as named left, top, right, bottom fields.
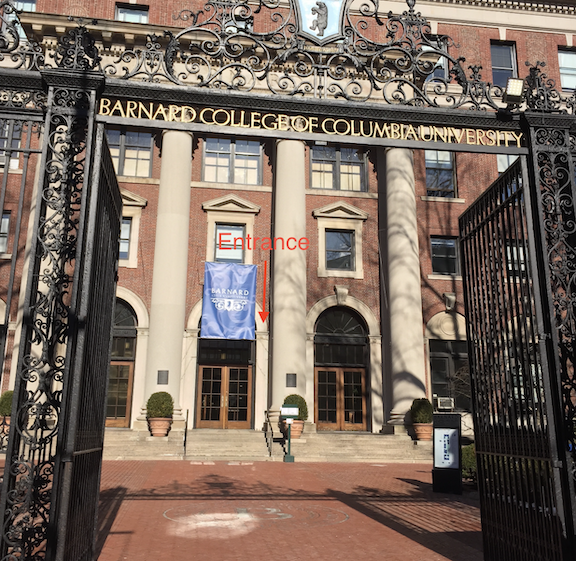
left=102, top=428, right=432, bottom=462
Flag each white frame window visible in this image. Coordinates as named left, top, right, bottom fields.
left=0, top=121, right=21, bottom=170
left=431, top=237, right=459, bottom=276
left=106, top=128, right=153, bottom=178
left=119, top=217, right=132, bottom=261
left=490, top=42, right=517, bottom=88
left=325, top=230, right=355, bottom=271
left=0, top=213, right=10, bottom=254
left=203, top=138, right=261, bottom=185
left=310, top=145, right=366, bottom=192
left=425, top=150, right=456, bottom=198
left=119, top=189, right=147, bottom=269
left=497, top=154, right=519, bottom=175
left=214, top=223, right=245, bottom=263
left=313, top=201, right=367, bottom=280
left=558, top=49, right=576, bottom=91
left=115, top=3, right=149, bottom=23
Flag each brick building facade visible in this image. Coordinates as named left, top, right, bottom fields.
left=1, top=0, right=575, bottom=441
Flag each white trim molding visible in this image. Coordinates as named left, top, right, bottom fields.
left=312, top=201, right=368, bottom=280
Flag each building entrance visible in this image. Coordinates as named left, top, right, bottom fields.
left=314, top=308, right=369, bottom=431
left=196, top=339, right=254, bottom=429
left=315, top=367, right=367, bottom=431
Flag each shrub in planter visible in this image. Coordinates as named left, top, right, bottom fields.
left=0, top=390, right=13, bottom=417
left=283, top=394, right=308, bottom=421
left=410, top=397, right=433, bottom=424
left=410, top=397, right=433, bottom=440
left=146, top=391, right=174, bottom=418
left=462, top=443, right=477, bottom=482
left=146, top=391, right=174, bottom=437
left=281, top=394, right=308, bottom=439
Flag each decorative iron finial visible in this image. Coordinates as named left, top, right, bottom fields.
left=406, top=0, right=416, bottom=12
left=52, top=17, right=101, bottom=71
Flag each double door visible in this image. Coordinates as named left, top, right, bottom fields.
left=196, top=365, right=252, bottom=429
left=315, top=367, right=367, bottom=431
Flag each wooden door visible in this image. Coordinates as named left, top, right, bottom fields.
left=196, top=365, right=252, bottom=429
left=315, top=367, right=366, bottom=431
left=106, top=361, right=134, bottom=427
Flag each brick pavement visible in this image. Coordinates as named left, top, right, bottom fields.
left=96, top=461, right=482, bottom=561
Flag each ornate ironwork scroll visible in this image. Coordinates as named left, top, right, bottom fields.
left=1, top=0, right=575, bottom=112
left=0, top=13, right=114, bottom=556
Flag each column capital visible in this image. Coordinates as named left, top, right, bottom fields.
left=275, top=138, right=306, bottom=148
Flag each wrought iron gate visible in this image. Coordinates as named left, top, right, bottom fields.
left=0, top=64, right=121, bottom=561
left=460, top=153, right=576, bottom=559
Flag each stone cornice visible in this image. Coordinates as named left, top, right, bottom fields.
left=422, top=0, right=576, bottom=15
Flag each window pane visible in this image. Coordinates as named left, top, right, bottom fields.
left=497, top=154, right=519, bottom=174
left=340, top=163, right=362, bottom=191
left=0, top=213, right=9, bottom=254
left=205, top=139, right=232, bottom=183
left=312, top=161, right=334, bottom=189
left=116, top=6, right=149, bottom=23
left=491, top=44, right=515, bottom=88
left=425, top=150, right=455, bottom=197
left=215, top=224, right=244, bottom=263
left=431, top=238, right=458, bottom=275
left=559, top=51, right=576, bottom=90
left=234, top=154, right=259, bottom=185
left=119, top=217, right=132, bottom=260
left=326, top=230, right=354, bottom=270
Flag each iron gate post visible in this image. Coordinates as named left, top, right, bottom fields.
left=521, top=112, right=576, bottom=556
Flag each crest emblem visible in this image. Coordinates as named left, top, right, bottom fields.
left=293, top=0, right=347, bottom=45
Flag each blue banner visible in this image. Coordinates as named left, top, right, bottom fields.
left=200, top=262, right=257, bottom=340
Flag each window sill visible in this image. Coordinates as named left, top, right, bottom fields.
left=0, top=168, right=22, bottom=175
left=307, top=189, right=377, bottom=199
left=318, top=268, right=363, bottom=280
left=192, top=181, right=272, bottom=192
left=116, top=176, right=159, bottom=184
left=119, top=258, right=137, bottom=269
left=421, top=196, right=466, bottom=203
left=427, top=274, right=462, bottom=281
left=0, top=253, right=12, bottom=260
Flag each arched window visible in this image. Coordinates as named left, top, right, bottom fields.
left=107, top=299, right=137, bottom=427
left=314, top=307, right=368, bottom=366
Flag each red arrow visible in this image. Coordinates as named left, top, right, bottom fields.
left=258, top=260, right=270, bottom=322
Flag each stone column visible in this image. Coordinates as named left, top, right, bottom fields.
left=379, top=147, right=426, bottom=424
left=142, top=130, right=193, bottom=420
left=270, top=139, right=307, bottom=412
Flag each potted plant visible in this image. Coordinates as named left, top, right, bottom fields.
left=281, top=394, right=308, bottom=439
left=146, top=391, right=174, bottom=437
left=0, top=390, right=13, bottom=435
left=410, top=397, right=433, bottom=441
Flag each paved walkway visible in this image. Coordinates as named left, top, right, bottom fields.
left=97, top=461, right=482, bottom=561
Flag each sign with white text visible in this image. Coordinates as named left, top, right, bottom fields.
left=201, top=262, right=257, bottom=340
left=434, top=428, right=459, bottom=469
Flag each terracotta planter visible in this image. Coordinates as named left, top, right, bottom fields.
left=148, top=417, right=172, bottom=437
left=413, top=423, right=433, bottom=441
left=281, top=419, right=304, bottom=439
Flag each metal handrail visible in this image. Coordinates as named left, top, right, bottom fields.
left=183, top=409, right=189, bottom=458
left=264, top=410, right=273, bottom=457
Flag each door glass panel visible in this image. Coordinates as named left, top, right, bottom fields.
left=228, top=368, right=249, bottom=422
left=318, top=370, right=337, bottom=423
left=343, top=370, right=363, bottom=424
left=200, top=367, right=222, bottom=421
left=107, top=364, right=131, bottom=419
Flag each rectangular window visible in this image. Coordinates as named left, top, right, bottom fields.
left=311, top=146, right=365, bottom=191
left=491, top=42, right=516, bottom=88
left=425, top=150, right=455, bottom=197
left=506, top=241, right=526, bottom=277
left=106, top=128, right=152, bottom=177
left=0, top=213, right=10, bottom=254
left=430, top=340, right=470, bottom=411
left=119, top=217, right=132, bottom=260
left=431, top=237, right=459, bottom=275
left=204, top=138, right=261, bottom=185
left=326, top=230, right=354, bottom=270
left=422, top=36, right=448, bottom=81
left=0, top=121, right=21, bottom=169
left=497, top=154, right=519, bottom=174
left=115, top=4, right=149, bottom=24
left=215, top=224, right=245, bottom=263
left=14, top=0, right=36, bottom=10
left=559, top=49, right=576, bottom=91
